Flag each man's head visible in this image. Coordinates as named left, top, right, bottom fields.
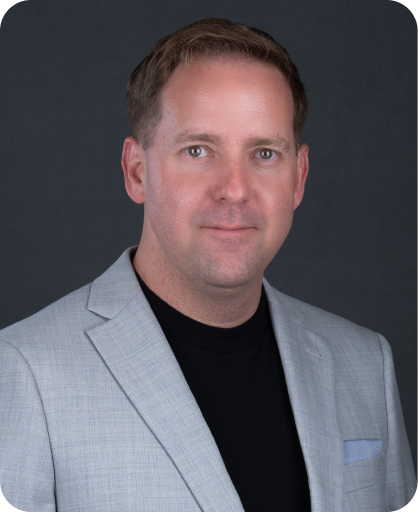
left=127, top=17, right=308, bottom=153
left=122, top=18, right=309, bottom=300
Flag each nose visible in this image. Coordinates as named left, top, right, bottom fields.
left=212, top=159, right=251, bottom=204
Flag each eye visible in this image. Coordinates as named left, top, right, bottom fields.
left=257, top=148, right=277, bottom=160
left=186, top=146, right=207, bottom=157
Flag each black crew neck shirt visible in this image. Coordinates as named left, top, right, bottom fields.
left=135, top=270, right=311, bottom=511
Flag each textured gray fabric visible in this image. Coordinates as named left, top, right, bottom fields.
left=0, top=246, right=416, bottom=512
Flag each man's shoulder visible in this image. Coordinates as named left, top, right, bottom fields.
left=0, top=282, right=100, bottom=356
left=265, top=281, right=387, bottom=357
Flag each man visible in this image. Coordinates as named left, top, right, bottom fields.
left=0, top=17, right=415, bottom=512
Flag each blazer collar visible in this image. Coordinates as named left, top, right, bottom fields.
left=86, top=247, right=343, bottom=512
left=87, top=246, right=141, bottom=319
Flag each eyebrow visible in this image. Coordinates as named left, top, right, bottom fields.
left=172, top=132, right=291, bottom=154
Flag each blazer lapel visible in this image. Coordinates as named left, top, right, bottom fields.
left=263, top=279, right=344, bottom=512
left=86, top=247, right=244, bottom=512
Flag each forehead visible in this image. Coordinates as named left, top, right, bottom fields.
left=159, top=57, right=294, bottom=137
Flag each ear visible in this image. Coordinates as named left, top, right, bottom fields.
left=121, top=136, right=147, bottom=204
left=293, top=143, right=309, bottom=210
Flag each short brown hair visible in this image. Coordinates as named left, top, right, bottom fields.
left=127, top=17, right=308, bottom=152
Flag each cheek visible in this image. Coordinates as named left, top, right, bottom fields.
left=145, top=168, right=196, bottom=242
left=259, top=179, right=296, bottom=239
left=261, top=171, right=295, bottom=207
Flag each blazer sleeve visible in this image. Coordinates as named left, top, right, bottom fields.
left=0, top=340, right=56, bottom=512
left=377, top=333, right=417, bottom=511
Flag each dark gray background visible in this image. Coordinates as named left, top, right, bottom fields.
left=0, top=0, right=416, bottom=471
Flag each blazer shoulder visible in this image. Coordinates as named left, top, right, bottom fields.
left=0, top=282, right=98, bottom=355
left=265, top=283, right=383, bottom=355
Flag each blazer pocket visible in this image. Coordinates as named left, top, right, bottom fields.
left=344, top=481, right=386, bottom=512
left=343, top=440, right=385, bottom=494
left=344, top=439, right=382, bottom=464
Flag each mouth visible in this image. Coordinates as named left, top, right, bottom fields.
left=205, top=226, right=252, bottom=231
left=209, top=228, right=250, bottom=232
left=203, top=226, right=253, bottom=235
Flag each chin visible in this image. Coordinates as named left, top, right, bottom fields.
left=196, top=257, right=263, bottom=289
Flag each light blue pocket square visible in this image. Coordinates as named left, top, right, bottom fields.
left=344, top=439, right=383, bottom=464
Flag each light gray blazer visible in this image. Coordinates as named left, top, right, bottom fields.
left=0, top=247, right=415, bottom=512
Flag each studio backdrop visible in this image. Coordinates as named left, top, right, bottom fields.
left=0, top=0, right=416, bottom=472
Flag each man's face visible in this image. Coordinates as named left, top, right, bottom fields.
left=130, top=57, right=309, bottom=291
